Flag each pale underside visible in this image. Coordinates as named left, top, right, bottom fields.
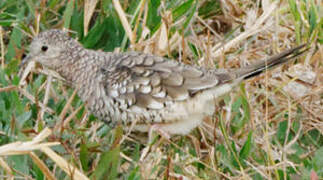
left=128, top=83, right=237, bottom=134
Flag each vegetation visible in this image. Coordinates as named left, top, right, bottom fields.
left=0, top=0, right=322, bottom=179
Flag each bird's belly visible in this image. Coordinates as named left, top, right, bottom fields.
left=128, top=83, right=235, bottom=135
left=128, top=100, right=215, bottom=134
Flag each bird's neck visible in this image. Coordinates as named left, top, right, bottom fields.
left=54, top=48, right=115, bottom=102
left=55, top=48, right=96, bottom=85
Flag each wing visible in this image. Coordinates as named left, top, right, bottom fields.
left=100, top=52, right=225, bottom=111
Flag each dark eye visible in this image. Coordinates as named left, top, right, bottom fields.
left=41, top=45, right=48, bottom=52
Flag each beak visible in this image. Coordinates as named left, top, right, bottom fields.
left=19, top=54, right=32, bottom=68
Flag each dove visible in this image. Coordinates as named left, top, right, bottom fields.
left=21, top=29, right=307, bottom=135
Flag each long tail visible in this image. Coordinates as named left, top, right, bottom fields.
left=236, top=44, right=308, bottom=80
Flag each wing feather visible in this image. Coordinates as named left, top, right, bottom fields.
left=101, top=52, right=221, bottom=110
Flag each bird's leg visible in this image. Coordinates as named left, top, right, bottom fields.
left=148, top=124, right=171, bottom=144
left=140, top=124, right=171, bottom=162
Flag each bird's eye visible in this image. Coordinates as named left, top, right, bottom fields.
left=41, top=45, right=48, bottom=52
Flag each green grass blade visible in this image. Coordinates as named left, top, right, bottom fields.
left=63, top=0, right=75, bottom=29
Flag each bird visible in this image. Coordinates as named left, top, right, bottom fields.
left=21, top=29, right=307, bottom=136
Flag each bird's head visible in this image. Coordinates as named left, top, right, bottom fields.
left=21, top=29, right=74, bottom=69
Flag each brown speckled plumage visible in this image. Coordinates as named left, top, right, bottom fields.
left=21, top=29, right=307, bottom=135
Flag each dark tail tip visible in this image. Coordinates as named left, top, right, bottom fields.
left=240, top=44, right=309, bottom=80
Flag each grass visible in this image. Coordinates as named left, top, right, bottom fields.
left=0, top=0, right=322, bottom=179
